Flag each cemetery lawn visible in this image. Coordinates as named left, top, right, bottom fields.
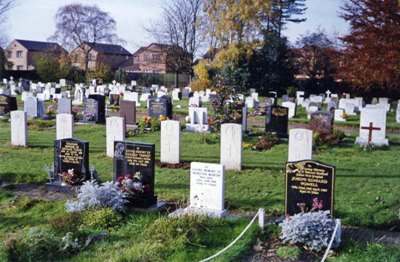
left=0, top=118, right=400, bottom=260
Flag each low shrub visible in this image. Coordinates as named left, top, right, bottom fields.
left=81, top=208, right=123, bottom=230
left=16, top=228, right=61, bottom=261
left=276, top=246, right=301, bottom=260
left=253, top=133, right=279, bottom=151
left=50, top=212, right=82, bottom=235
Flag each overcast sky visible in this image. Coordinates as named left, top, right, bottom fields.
left=3, top=0, right=349, bottom=52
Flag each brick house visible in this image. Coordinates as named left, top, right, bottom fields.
left=70, top=42, right=132, bottom=71
left=123, top=43, right=190, bottom=73
left=5, top=39, right=66, bottom=71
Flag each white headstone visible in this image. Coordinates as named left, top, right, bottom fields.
left=73, top=86, right=84, bottom=105
left=186, top=107, right=210, bottom=132
left=355, top=107, right=388, bottom=146
left=282, top=101, right=296, bottom=118
left=396, top=104, right=400, bottom=123
left=140, top=93, right=150, bottom=102
left=344, top=103, right=356, bottom=116
left=220, top=124, right=242, bottom=170
left=245, top=97, right=254, bottom=108
left=189, top=96, right=201, bottom=107
left=288, top=129, right=313, bottom=162
left=56, top=114, right=74, bottom=140
left=106, top=117, right=126, bottom=157
left=161, top=120, right=181, bottom=164
left=251, top=92, right=259, bottom=102
left=334, top=109, right=346, bottom=122
left=296, top=91, right=305, bottom=105
left=24, top=96, right=38, bottom=118
left=171, top=162, right=226, bottom=218
left=11, top=111, right=27, bottom=147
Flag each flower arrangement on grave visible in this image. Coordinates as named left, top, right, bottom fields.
left=116, top=172, right=151, bottom=198
left=137, top=115, right=168, bottom=133
left=242, top=142, right=255, bottom=150
left=253, top=133, right=279, bottom=151
left=340, top=112, right=349, bottom=119
left=85, top=113, right=96, bottom=121
left=296, top=197, right=324, bottom=214
left=46, top=105, right=57, bottom=118
left=59, top=168, right=85, bottom=186
left=53, top=97, right=59, bottom=103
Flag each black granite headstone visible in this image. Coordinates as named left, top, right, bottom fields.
left=285, top=160, right=335, bottom=216
left=265, top=105, right=288, bottom=138
left=148, top=96, right=172, bottom=119
left=88, top=94, right=106, bottom=123
left=46, top=138, right=90, bottom=192
left=120, top=100, right=136, bottom=125
left=113, top=141, right=157, bottom=208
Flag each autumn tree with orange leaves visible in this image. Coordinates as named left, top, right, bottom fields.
left=339, top=0, right=400, bottom=96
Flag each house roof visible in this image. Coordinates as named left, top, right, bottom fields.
left=132, top=43, right=181, bottom=56
left=14, top=39, right=65, bottom=52
left=85, top=42, right=132, bottom=56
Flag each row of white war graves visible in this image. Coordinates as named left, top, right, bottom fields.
left=8, top=109, right=336, bottom=218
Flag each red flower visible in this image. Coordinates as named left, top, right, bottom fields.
left=117, top=176, right=124, bottom=183
left=124, top=173, right=132, bottom=179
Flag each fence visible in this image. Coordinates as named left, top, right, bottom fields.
left=126, top=72, right=191, bottom=88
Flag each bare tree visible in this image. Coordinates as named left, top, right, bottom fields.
left=51, top=3, right=122, bottom=75
left=0, top=0, right=15, bottom=47
left=146, top=0, right=205, bottom=85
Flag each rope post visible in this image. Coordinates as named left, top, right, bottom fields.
left=258, top=208, right=265, bottom=233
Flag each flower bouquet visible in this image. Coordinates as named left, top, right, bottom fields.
left=59, top=168, right=85, bottom=186
left=116, top=172, right=151, bottom=199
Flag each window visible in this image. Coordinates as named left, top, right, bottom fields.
left=153, top=70, right=162, bottom=74
left=7, top=51, right=12, bottom=58
left=17, top=65, right=23, bottom=70
left=125, top=55, right=129, bottom=60
left=88, top=53, right=93, bottom=61
left=152, top=54, right=161, bottom=62
left=16, top=51, right=23, bottom=58
left=144, top=53, right=151, bottom=61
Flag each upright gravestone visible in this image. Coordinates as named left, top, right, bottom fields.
left=119, top=100, right=136, bottom=126
left=285, top=160, right=335, bottom=216
left=106, top=117, right=125, bottom=157
left=56, top=113, right=74, bottom=140
left=148, top=97, right=172, bottom=119
left=113, top=141, right=157, bottom=208
left=355, top=107, right=388, bottom=146
left=288, top=129, right=313, bottom=162
left=265, top=105, right=288, bottom=138
left=82, top=98, right=99, bottom=123
left=24, top=96, right=38, bottom=118
left=282, top=101, right=296, bottom=119
left=88, top=94, right=105, bottom=123
left=58, top=98, right=72, bottom=114
left=0, top=94, right=17, bottom=116
left=11, top=111, right=27, bottom=147
left=334, top=109, right=346, bottom=122
left=161, top=120, right=181, bottom=164
left=186, top=107, right=210, bottom=132
left=46, top=138, right=90, bottom=191
left=220, top=123, right=242, bottom=170
left=170, top=162, right=226, bottom=218
left=310, top=111, right=333, bottom=133
left=396, top=104, right=400, bottom=123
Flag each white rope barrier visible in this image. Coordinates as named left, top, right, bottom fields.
left=199, top=209, right=262, bottom=262
left=321, top=219, right=341, bottom=262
